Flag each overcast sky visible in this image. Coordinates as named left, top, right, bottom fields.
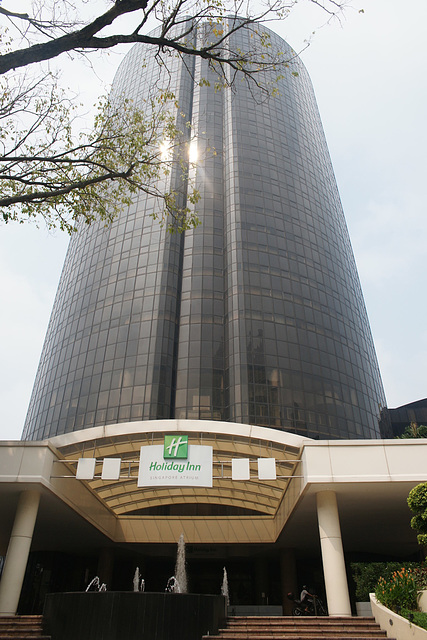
left=0, top=0, right=426, bottom=440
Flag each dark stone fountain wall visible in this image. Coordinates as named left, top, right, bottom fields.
left=43, top=592, right=227, bottom=640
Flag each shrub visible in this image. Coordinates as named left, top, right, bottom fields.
left=413, top=565, right=427, bottom=591
left=408, top=483, right=427, bottom=546
left=375, top=568, right=418, bottom=612
left=401, top=609, right=427, bottom=631
left=351, top=562, right=426, bottom=602
left=352, top=563, right=389, bottom=601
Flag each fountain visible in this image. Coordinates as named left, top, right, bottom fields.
left=133, top=568, right=140, bottom=592
left=133, top=567, right=145, bottom=592
left=44, top=533, right=226, bottom=640
left=221, top=567, right=230, bottom=606
left=165, top=576, right=180, bottom=593
left=174, top=533, right=188, bottom=593
left=86, top=577, right=100, bottom=592
left=85, top=577, right=107, bottom=592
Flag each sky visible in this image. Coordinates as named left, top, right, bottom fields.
left=0, top=0, right=426, bottom=440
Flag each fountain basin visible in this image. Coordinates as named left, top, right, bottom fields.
left=43, top=592, right=227, bottom=640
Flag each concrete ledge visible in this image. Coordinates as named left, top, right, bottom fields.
left=356, top=601, right=372, bottom=616
left=370, top=594, right=427, bottom=640
left=227, top=605, right=283, bottom=616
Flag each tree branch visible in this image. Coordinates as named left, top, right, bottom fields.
left=0, top=0, right=150, bottom=74
left=0, top=165, right=135, bottom=206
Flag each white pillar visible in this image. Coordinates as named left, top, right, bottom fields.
left=316, top=490, right=351, bottom=617
left=0, top=490, right=40, bottom=616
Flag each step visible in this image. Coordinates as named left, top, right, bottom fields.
left=0, top=627, right=44, bottom=632
left=223, top=622, right=383, bottom=627
left=0, top=617, right=43, bottom=622
left=218, top=626, right=386, bottom=638
left=203, top=616, right=394, bottom=640
left=223, top=625, right=383, bottom=631
left=218, top=626, right=386, bottom=632
left=207, top=634, right=390, bottom=640
left=207, top=637, right=391, bottom=640
left=0, top=637, right=50, bottom=640
left=225, top=620, right=381, bottom=628
left=226, top=618, right=378, bottom=624
left=227, top=616, right=376, bottom=624
left=0, top=616, right=49, bottom=640
left=0, top=636, right=49, bottom=640
left=0, top=617, right=43, bottom=627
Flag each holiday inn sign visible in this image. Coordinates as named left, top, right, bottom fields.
left=138, top=436, right=213, bottom=487
left=74, top=434, right=277, bottom=486
left=163, top=435, right=189, bottom=459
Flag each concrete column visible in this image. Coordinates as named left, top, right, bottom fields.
left=316, top=490, right=351, bottom=617
left=280, top=549, right=297, bottom=615
left=0, top=490, right=40, bottom=616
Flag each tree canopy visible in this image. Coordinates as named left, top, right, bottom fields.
left=397, top=422, right=427, bottom=439
left=0, top=0, right=349, bottom=233
left=408, top=482, right=427, bottom=547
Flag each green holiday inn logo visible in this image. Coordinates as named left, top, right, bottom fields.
left=163, top=435, right=188, bottom=459
left=139, top=439, right=212, bottom=486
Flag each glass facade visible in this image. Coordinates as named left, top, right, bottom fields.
left=387, top=398, right=427, bottom=437
left=22, top=23, right=388, bottom=441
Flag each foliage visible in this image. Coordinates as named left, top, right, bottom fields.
left=413, top=565, right=427, bottom=591
left=397, top=422, right=427, bottom=439
left=351, top=562, right=427, bottom=601
left=352, top=563, right=389, bottom=601
left=408, top=483, right=427, bottom=546
left=0, top=1, right=346, bottom=78
left=0, top=75, right=200, bottom=233
left=401, top=608, right=427, bottom=631
left=354, top=561, right=427, bottom=628
left=0, top=0, right=351, bottom=232
left=375, top=568, right=418, bottom=612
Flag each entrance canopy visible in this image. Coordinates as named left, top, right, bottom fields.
left=0, top=420, right=425, bottom=554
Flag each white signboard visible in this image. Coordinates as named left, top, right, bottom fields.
left=138, top=445, right=213, bottom=487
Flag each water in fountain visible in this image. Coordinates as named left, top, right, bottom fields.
left=174, top=533, right=188, bottom=593
left=133, top=568, right=145, bottom=591
left=86, top=577, right=100, bottom=592
left=85, top=576, right=107, bottom=592
left=221, top=567, right=230, bottom=606
left=133, top=568, right=140, bottom=592
left=165, top=576, right=180, bottom=593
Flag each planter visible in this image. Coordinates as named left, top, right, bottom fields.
left=419, top=591, right=427, bottom=613
left=370, top=594, right=427, bottom=640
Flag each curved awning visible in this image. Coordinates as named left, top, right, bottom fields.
left=49, top=420, right=308, bottom=517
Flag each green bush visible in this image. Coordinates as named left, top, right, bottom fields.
left=351, top=562, right=426, bottom=602
left=375, top=568, right=418, bottom=612
left=408, top=483, right=427, bottom=546
left=413, top=565, right=427, bottom=590
left=401, top=609, right=427, bottom=631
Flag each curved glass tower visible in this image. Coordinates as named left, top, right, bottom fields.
left=23, top=23, right=387, bottom=441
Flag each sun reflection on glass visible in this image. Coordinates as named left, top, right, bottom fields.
left=189, top=139, right=198, bottom=163
left=160, top=140, right=171, bottom=161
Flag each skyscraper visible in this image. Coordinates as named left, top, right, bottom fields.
left=22, top=22, right=387, bottom=442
